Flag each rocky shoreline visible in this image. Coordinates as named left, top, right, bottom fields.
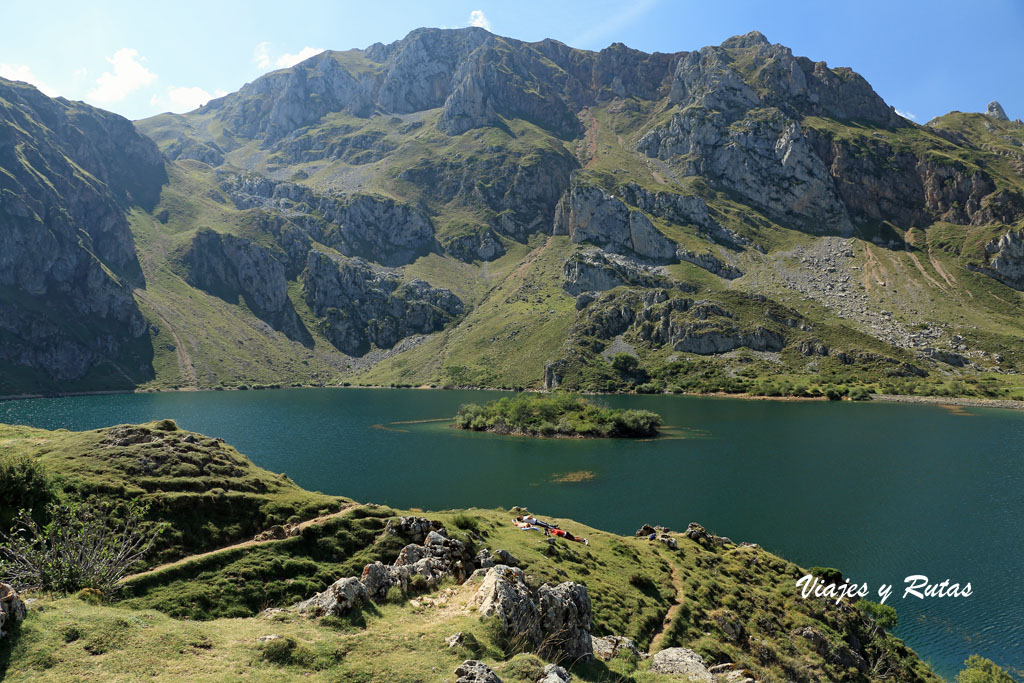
left=4, top=384, right=1024, bottom=412
left=869, top=393, right=1024, bottom=410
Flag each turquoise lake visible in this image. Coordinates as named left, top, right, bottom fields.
left=1, top=388, right=1021, bottom=679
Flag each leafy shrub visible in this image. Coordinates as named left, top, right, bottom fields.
left=611, top=353, right=640, bottom=373
left=808, top=566, right=844, bottom=586
left=0, top=454, right=55, bottom=528
left=860, top=600, right=898, bottom=632
left=0, top=501, right=163, bottom=596
left=956, top=654, right=1016, bottom=683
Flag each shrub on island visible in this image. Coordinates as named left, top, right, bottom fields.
left=454, top=393, right=662, bottom=438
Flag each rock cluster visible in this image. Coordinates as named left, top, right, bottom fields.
left=0, top=583, right=26, bottom=641
left=296, top=517, right=473, bottom=616
left=473, top=565, right=594, bottom=664
left=650, top=647, right=715, bottom=680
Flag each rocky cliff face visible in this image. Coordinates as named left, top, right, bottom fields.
left=184, top=229, right=310, bottom=344
left=301, top=249, right=463, bottom=355
left=0, top=77, right=165, bottom=388
left=220, top=173, right=435, bottom=266
left=971, top=229, right=1024, bottom=289
left=553, top=184, right=677, bottom=261
left=574, top=289, right=789, bottom=356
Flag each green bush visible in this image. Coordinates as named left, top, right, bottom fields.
left=454, top=393, right=663, bottom=438
left=956, top=654, right=1016, bottom=683
left=860, top=600, right=898, bottom=631
left=0, top=454, right=55, bottom=528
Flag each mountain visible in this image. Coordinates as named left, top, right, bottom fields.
left=3, top=28, right=1024, bottom=397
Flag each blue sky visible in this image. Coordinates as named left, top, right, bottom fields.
left=1, top=0, right=1021, bottom=123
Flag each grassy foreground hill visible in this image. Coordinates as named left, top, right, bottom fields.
left=0, top=421, right=941, bottom=681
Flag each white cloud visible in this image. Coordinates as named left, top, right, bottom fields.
left=0, top=63, right=58, bottom=96
left=254, top=43, right=325, bottom=72
left=254, top=42, right=271, bottom=69
left=72, top=67, right=88, bottom=79
left=274, top=46, right=325, bottom=69
left=896, top=109, right=917, bottom=121
left=468, top=10, right=491, bottom=31
left=88, top=48, right=156, bottom=104
left=149, top=85, right=227, bottom=112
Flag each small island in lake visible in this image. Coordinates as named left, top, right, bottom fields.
left=454, top=393, right=663, bottom=438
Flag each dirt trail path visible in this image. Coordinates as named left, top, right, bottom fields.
left=121, top=503, right=362, bottom=584
left=649, top=557, right=686, bottom=653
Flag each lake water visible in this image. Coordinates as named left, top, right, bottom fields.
left=2, top=388, right=1021, bottom=679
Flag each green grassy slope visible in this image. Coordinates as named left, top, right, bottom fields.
left=0, top=421, right=347, bottom=565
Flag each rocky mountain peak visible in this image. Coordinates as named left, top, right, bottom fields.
left=720, top=30, right=770, bottom=49
left=986, top=100, right=1009, bottom=121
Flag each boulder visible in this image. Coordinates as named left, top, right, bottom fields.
left=473, top=565, right=542, bottom=650
left=538, top=663, right=572, bottom=682
left=635, top=524, right=657, bottom=537
left=455, top=659, right=503, bottom=683
left=0, top=583, right=26, bottom=640
left=537, top=582, right=593, bottom=663
left=591, top=635, right=644, bottom=661
left=649, top=647, right=714, bottom=681
left=295, top=576, right=367, bottom=616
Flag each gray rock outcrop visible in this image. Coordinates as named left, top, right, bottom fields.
left=986, top=101, right=1009, bottom=121
left=591, top=635, right=644, bottom=661
left=220, top=173, right=435, bottom=267
left=299, top=517, right=475, bottom=615
left=474, top=565, right=543, bottom=649
left=538, top=663, right=572, bottom=682
left=649, top=647, right=713, bottom=680
left=573, top=289, right=787, bottom=356
left=301, top=250, right=463, bottom=355
left=553, top=185, right=677, bottom=261
left=676, top=248, right=743, bottom=280
left=0, top=583, right=26, bottom=640
left=455, top=659, right=503, bottom=683
left=443, top=229, right=506, bottom=262
left=562, top=248, right=690, bottom=295
left=537, top=582, right=593, bottom=663
left=969, top=229, right=1024, bottom=290
left=295, top=576, right=368, bottom=617
left=473, top=566, right=594, bottom=663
